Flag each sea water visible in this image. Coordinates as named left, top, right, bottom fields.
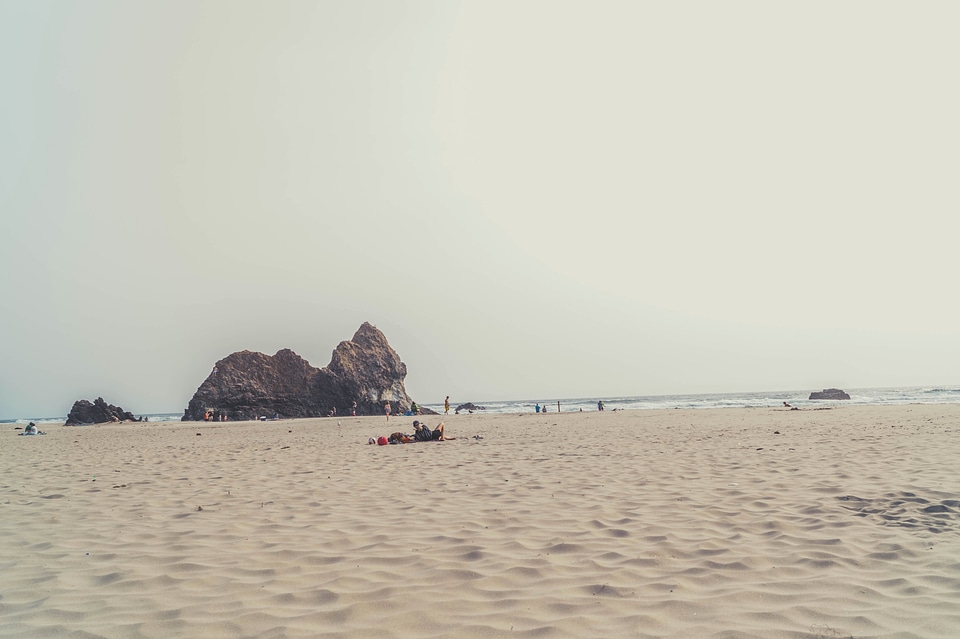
left=423, top=386, right=960, bottom=414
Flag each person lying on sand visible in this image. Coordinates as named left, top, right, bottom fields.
left=413, top=420, right=455, bottom=442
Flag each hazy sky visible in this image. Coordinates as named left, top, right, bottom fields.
left=2, top=1, right=958, bottom=418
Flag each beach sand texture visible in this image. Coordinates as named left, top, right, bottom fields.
left=3, top=404, right=960, bottom=638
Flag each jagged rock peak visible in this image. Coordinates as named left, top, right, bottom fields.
left=329, top=323, right=406, bottom=379
left=352, top=321, right=389, bottom=348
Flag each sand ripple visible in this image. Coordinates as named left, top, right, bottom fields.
left=3, top=405, right=960, bottom=637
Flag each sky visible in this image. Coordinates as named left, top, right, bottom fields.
left=2, top=1, right=959, bottom=419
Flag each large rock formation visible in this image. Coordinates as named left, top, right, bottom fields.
left=182, top=323, right=418, bottom=421
left=809, top=388, right=851, bottom=400
left=66, top=397, right=138, bottom=426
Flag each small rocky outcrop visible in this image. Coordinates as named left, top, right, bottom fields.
left=66, top=397, right=138, bottom=426
left=809, top=388, right=851, bottom=400
left=182, top=322, right=419, bottom=421
left=455, top=402, right=485, bottom=414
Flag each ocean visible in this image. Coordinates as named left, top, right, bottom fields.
left=4, top=386, right=959, bottom=424
left=423, top=385, right=960, bottom=414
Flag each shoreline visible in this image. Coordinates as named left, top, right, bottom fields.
left=5, top=397, right=960, bottom=428
left=6, top=383, right=960, bottom=424
left=3, top=404, right=960, bottom=637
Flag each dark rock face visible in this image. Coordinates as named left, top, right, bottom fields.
left=455, top=402, right=485, bottom=414
left=809, top=388, right=851, bottom=400
left=182, top=323, right=417, bottom=421
left=66, top=397, right=138, bottom=426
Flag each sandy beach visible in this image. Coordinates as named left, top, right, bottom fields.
left=3, top=404, right=959, bottom=638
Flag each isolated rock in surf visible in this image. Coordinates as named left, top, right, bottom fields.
left=808, top=388, right=851, bottom=400
left=66, top=397, right=139, bottom=425
left=455, top=402, right=486, bottom=414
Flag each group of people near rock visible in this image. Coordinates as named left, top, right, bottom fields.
left=370, top=419, right=455, bottom=446
left=384, top=400, right=425, bottom=420
left=329, top=401, right=360, bottom=417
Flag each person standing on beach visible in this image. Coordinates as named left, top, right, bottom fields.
left=444, top=396, right=450, bottom=414
left=597, top=400, right=605, bottom=411
left=384, top=401, right=391, bottom=420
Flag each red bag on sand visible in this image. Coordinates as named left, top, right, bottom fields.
left=377, top=436, right=388, bottom=446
